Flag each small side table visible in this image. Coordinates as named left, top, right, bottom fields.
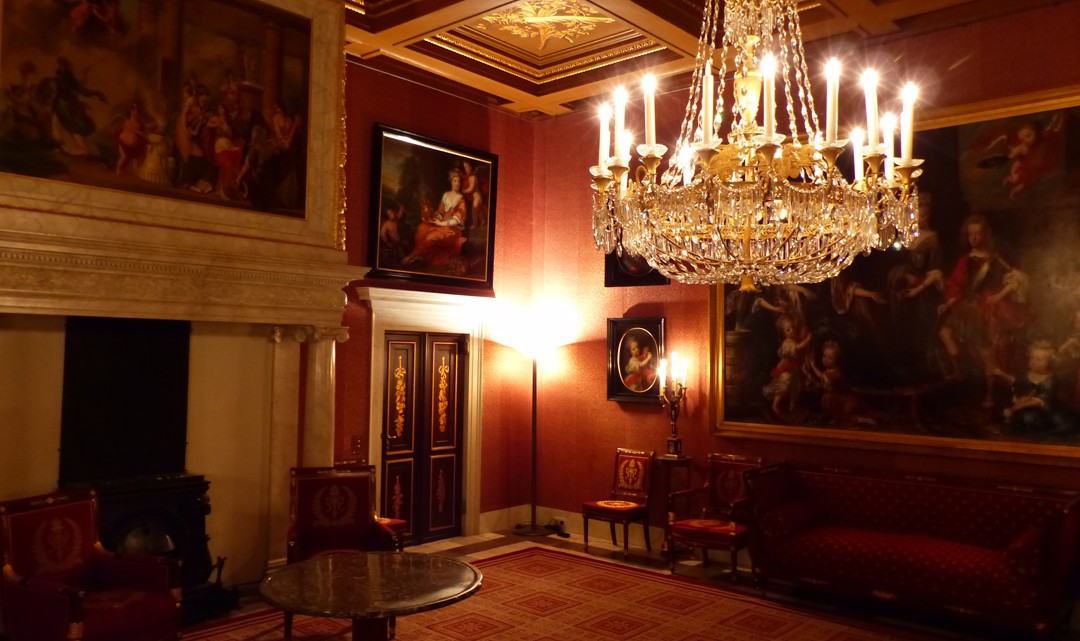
left=657, top=455, right=691, bottom=555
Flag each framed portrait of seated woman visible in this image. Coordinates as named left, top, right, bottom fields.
left=711, top=99, right=1080, bottom=462
left=368, top=124, right=498, bottom=291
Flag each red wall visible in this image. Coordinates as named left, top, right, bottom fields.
left=528, top=3, right=1080, bottom=515
left=339, top=2, right=1080, bottom=522
left=337, top=61, right=538, bottom=512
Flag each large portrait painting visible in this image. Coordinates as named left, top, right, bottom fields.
left=368, top=124, right=498, bottom=290
left=1, top=0, right=311, bottom=217
left=714, top=103, right=1080, bottom=456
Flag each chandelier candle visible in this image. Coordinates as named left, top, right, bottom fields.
left=702, top=60, right=714, bottom=146
left=825, top=58, right=840, bottom=143
left=901, top=83, right=918, bottom=161
left=613, top=87, right=628, bottom=165
left=589, top=0, right=924, bottom=288
left=598, top=103, right=611, bottom=171
left=881, top=112, right=897, bottom=182
left=643, top=74, right=657, bottom=147
left=761, top=53, right=776, bottom=139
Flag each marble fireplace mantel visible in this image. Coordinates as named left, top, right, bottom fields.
left=0, top=227, right=364, bottom=326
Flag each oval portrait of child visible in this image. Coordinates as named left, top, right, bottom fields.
left=618, top=328, right=659, bottom=393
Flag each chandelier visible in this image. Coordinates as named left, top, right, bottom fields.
left=590, top=0, right=924, bottom=290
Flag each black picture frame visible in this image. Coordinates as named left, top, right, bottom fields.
left=604, top=251, right=670, bottom=287
left=368, top=124, right=498, bottom=290
left=607, top=317, right=665, bottom=403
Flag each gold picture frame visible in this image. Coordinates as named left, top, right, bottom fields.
left=0, top=0, right=346, bottom=252
left=711, top=91, right=1080, bottom=466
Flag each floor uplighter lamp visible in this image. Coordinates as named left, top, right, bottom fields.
left=491, top=299, right=578, bottom=537
left=516, top=353, right=549, bottom=536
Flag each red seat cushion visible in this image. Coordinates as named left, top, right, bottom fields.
left=584, top=500, right=644, bottom=512
left=376, top=517, right=407, bottom=533
left=582, top=500, right=647, bottom=523
left=82, top=589, right=179, bottom=641
left=671, top=519, right=747, bottom=545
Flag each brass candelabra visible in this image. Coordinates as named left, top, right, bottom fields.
left=660, top=379, right=687, bottom=459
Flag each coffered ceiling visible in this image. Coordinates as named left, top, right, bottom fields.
left=343, top=0, right=1063, bottom=117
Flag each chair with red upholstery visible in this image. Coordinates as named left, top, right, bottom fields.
left=667, top=452, right=763, bottom=580
left=286, top=465, right=398, bottom=636
left=375, top=516, right=408, bottom=551
left=582, top=448, right=654, bottom=559
left=0, top=489, right=180, bottom=641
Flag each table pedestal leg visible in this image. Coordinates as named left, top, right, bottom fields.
left=352, top=616, right=390, bottom=641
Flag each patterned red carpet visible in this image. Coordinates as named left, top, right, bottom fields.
left=183, top=546, right=944, bottom=641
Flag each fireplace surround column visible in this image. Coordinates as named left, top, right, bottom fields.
left=299, top=326, right=348, bottom=466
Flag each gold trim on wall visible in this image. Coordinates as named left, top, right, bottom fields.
left=918, top=85, right=1080, bottom=131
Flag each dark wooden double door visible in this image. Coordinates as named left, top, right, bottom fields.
left=380, top=332, right=466, bottom=545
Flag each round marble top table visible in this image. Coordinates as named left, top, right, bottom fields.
left=260, top=551, right=482, bottom=640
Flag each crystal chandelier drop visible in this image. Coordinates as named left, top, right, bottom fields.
left=590, top=0, right=924, bottom=290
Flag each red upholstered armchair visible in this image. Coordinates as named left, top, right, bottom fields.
left=287, top=465, right=398, bottom=563
left=0, top=490, right=180, bottom=641
left=582, top=448, right=654, bottom=559
left=667, top=453, right=762, bottom=580
left=285, top=465, right=399, bottom=636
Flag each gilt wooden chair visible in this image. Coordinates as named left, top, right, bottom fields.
left=582, top=448, right=654, bottom=559
left=667, top=452, right=763, bottom=580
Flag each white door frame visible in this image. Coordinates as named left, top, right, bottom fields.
left=354, top=287, right=488, bottom=536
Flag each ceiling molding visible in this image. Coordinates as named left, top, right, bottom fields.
left=342, top=0, right=1065, bottom=117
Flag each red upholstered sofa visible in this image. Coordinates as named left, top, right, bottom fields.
left=745, top=463, right=1080, bottom=634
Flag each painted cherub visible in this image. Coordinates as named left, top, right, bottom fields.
left=984, top=113, right=1065, bottom=199
left=379, top=203, right=407, bottom=261
left=623, top=333, right=656, bottom=392
left=762, top=315, right=812, bottom=414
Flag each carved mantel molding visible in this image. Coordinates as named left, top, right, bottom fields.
left=0, top=240, right=364, bottom=326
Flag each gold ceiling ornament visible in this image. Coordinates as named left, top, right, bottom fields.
left=590, top=0, right=924, bottom=290
left=477, top=0, right=614, bottom=50
left=431, top=32, right=662, bottom=83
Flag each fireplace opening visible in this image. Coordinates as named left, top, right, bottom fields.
left=59, top=316, right=189, bottom=485
left=59, top=316, right=238, bottom=623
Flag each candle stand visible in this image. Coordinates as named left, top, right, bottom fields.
left=660, top=381, right=687, bottom=459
